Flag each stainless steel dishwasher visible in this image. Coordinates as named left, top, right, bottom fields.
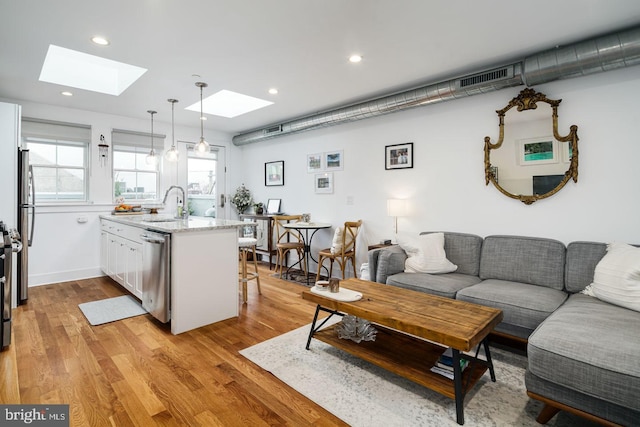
left=140, top=230, right=171, bottom=323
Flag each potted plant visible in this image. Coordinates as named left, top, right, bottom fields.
left=254, top=202, right=264, bottom=215
left=231, top=184, right=253, bottom=214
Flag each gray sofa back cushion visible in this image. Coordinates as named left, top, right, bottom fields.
left=419, top=231, right=483, bottom=276
left=564, top=241, right=607, bottom=293
left=479, top=235, right=566, bottom=290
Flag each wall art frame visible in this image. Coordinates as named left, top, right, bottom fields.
left=325, top=150, right=344, bottom=171
left=314, top=172, right=333, bottom=194
left=265, top=160, right=285, bottom=186
left=517, top=136, right=558, bottom=166
left=385, top=142, right=413, bottom=170
left=307, top=153, right=323, bottom=173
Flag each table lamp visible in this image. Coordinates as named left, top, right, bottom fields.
left=387, top=199, right=408, bottom=235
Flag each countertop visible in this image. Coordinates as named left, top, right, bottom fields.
left=100, top=214, right=253, bottom=234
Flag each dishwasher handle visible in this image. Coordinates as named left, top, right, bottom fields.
left=140, top=234, right=167, bottom=244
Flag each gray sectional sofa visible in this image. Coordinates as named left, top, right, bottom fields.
left=368, top=232, right=640, bottom=426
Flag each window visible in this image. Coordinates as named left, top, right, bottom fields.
left=22, top=118, right=91, bottom=203
left=112, top=129, right=165, bottom=202
left=186, top=147, right=217, bottom=217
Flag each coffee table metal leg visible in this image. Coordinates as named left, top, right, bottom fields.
left=452, top=348, right=465, bottom=425
left=305, top=305, right=321, bottom=350
left=483, top=339, right=496, bottom=382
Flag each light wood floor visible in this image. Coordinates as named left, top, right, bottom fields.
left=0, top=263, right=349, bottom=426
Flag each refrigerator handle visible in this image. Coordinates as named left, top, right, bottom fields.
left=28, top=165, right=35, bottom=246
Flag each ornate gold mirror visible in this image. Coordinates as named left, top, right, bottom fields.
left=484, top=88, right=579, bottom=204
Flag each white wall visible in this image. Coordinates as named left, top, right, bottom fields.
left=234, top=66, right=640, bottom=275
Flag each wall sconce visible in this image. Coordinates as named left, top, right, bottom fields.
left=387, top=199, right=408, bottom=235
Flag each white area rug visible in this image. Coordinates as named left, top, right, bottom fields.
left=78, top=295, right=147, bottom=326
left=240, top=319, right=595, bottom=427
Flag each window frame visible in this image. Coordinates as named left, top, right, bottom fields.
left=112, top=145, right=160, bottom=202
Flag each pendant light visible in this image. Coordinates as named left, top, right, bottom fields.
left=145, top=110, right=158, bottom=165
left=193, top=81, right=210, bottom=156
left=165, top=99, right=179, bottom=162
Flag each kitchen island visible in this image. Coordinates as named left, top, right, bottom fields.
left=100, top=214, right=250, bottom=334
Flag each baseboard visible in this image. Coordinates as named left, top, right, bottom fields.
left=29, top=267, right=104, bottom=286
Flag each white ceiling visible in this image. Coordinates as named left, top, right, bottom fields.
left=1, top=0, right=640, bottom=136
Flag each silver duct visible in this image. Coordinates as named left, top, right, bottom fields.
left=233, top=25, right=640, bottom=146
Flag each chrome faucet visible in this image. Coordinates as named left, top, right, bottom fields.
left=162, top=185, right=188, bottom=220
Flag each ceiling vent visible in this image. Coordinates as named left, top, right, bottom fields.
left=458, top=66, right=513, bottom=88
left=264, top=124, right=283, bottom=135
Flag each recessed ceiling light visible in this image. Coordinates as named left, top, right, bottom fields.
left=268, top=88, right=278, bottom=95
left=186, top=89, right=273, bottom=118
left=61, top=91, right=73, bottom=96
left=39, top=45, right=147, bottom=96
left=349, top=54, right=363, bottom=63
left=91, top=36, right=110, bottom=46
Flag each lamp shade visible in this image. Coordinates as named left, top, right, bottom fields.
left=387, top=199, right=408, bottom=217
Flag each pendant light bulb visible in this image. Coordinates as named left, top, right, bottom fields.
left=165, top=99, right=179, bottom=162
left=146, top=110, right=158, bottom=166
left=194, top=82, right=210, bottom=157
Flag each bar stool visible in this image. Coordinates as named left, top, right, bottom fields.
left=239, top=237, right=261, bottom=303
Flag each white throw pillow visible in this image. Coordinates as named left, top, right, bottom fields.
left=398, top=233, right=457, bottom=274
left=331, top=226, right=353, bottom=254
left=590, top=242, right=640, bottom=312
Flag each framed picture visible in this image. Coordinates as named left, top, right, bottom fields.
left=325, top=150, right=343, bottom=171
left=265, top=160, right=284, bottom=186
left=314, top=172, right=333, bottom=194
left=266, top=198, right=281, bottom=214
left=307, top=153, right=323, bottom=173
left=518, top=137, right=558, bottom=166
left=385, top=143, right=413, bottom=170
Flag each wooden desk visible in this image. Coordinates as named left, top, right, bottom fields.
left=302, top=278, right=503, bottom=425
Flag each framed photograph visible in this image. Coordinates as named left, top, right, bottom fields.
left=307, top=153, right=323, bottom=173
left=265, top=160, right=284, bottom=186
left=518, top=137, right=558, bottom=166
left=314, top=172, right=333, bottom=194
left=325, top=150, right=343, bottom=171
left=385, top=143, right=413, bottom=170
left=266, top=198, right=282, bottom=214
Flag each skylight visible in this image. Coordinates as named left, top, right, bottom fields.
left=39, top=45, right=147, bottom=96
left=186, top=90, right=273, bottom=118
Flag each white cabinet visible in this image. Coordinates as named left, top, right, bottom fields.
left=100, top=219, right=144, bottom=299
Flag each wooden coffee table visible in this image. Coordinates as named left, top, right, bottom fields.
left=302, top=278, right=503, bottom=425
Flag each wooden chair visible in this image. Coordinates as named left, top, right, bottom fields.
left=315, top=220, right=362, bottom=282
left=272, top=215, right=307, bottom=278
left=238, top=236, right=261, bottom=303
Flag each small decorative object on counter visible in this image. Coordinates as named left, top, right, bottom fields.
left=302, top=213, right=311, bottom=222
left=254, top=202, right=264, bottom=215
left=336, top=315, right=377, bottom=343
left=231, top=184, right=253, bottom=214
left=315, top=280, right=330, bottom=291
left=329, top=278, right=340, bottom=293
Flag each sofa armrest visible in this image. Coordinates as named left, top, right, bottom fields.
left=367, top=245, right=407, bottom=283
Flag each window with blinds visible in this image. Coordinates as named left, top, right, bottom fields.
left=21, top=118, right=91, bottom=202
left=112, top=129, right=165, bottom=202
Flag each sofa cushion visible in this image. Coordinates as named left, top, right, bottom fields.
left=386, top=272, right=481, bottom=299
left=589, top=242, right=640, bottom=312
left=374, top=245, right=407, bottom=284
left=528, top=293, right=640, bottom=412
left=456, top=279, right=568, bottom=338
left=479, top=235, right=566, bottom=290
left=399, top=232, right=457, bottom=274
left=421, top=231, right=483, bottom=276
left=564, top=241, right=607, bottom=293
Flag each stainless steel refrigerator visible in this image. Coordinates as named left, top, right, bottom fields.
left=17, top=147, right=34, bottom=304
left=0, top=101, right=30, bottom=309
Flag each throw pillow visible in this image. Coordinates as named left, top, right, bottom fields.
left=330, top=226, right=353, bottom=254
left=589, top=242, right=640, bottom=312
left=399, top=232, right=458, bottom=274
